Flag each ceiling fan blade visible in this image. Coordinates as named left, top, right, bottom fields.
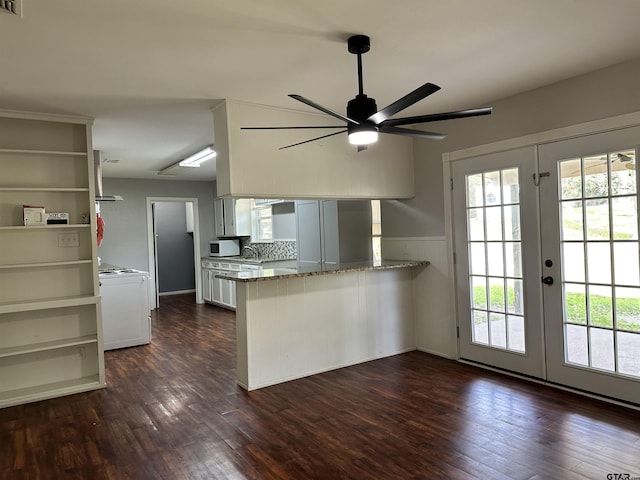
left=279, top=130, right=347, bottom=150
left=368, top=83, right=441, bottom=125
left=241, top=126, right=345, bottom=130
left=381, top=107, right=493, bottom=127
left=379, top=125, right=446, bottom=141
left=289, top=94, right=359, bottom=125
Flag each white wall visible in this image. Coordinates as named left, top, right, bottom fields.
left=383, top=56, right=640, bottom=238
left=383, top=56, right=640, bottom=358
left=98, top=178, right=215, bottom=271
left=382, top=237, right=455, bottom=358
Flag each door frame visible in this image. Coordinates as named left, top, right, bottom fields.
left=146, top=197, right=203, bottom=309
left=443, top=111, right=640, bottom=388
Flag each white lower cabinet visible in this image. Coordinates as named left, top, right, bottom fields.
left=201, top=260, right=244, bottom=310
left=202, top=268, right=213, bottom=303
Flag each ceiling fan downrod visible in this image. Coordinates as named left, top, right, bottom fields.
left=348, top=35, right=370, bottom=98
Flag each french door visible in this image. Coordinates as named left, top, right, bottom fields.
left=453, top=146, right=545, bottom=378
left=539, top=127, right=640, bottom=404
left=453, top=126, right=640, bottom=404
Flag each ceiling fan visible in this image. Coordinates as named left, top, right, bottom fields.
left=242, top=34, right=492, bottom=151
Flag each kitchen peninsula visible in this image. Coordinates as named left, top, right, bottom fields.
left=217, top=260, right=429, bottom=390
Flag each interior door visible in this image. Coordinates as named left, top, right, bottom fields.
left=453, top=146, right=545, bottom=378
left=539, top=126, right=640, bottom=404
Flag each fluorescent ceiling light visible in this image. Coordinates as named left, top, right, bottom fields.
left=157, top=145, right=217, bottom=176
left=179, top=146, right=217, bottom=167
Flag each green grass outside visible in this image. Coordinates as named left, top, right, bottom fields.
left=473, top=284, right=640, bottom=332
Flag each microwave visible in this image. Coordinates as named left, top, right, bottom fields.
left=209, top=239, right=240, bottom=257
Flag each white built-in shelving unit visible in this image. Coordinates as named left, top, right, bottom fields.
left=0, top=110, right=105, bottom=408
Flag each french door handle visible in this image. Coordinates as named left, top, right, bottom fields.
left=542, top=276, right=554, bottom=285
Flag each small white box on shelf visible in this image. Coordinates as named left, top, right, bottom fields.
left=46, top=212, right=69, bottom=225
left=23, top=206, right=46, bottom=226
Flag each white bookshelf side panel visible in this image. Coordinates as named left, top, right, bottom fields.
left=0, top=263, right=94, bottom=303
left=0, top=343, right=99, bottom=395
left=0, top=304, right=98, bottom=351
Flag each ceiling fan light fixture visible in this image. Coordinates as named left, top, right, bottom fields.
left=179, top=145, right=217, bottom=167
left=348, top=129, right=378, bottom=145
left=242, top=34, right=492, bottom=150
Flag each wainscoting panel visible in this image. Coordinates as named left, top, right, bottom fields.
left=382, top=237, right=456, bottom=358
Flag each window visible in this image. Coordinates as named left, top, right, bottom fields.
left=252, top=204, right=273, bottom=242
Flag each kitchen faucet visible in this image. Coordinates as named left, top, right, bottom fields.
left=243, top=245, right=260, bottom=259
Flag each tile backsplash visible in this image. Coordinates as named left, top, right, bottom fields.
left=239, top=239, right=297, bottom=260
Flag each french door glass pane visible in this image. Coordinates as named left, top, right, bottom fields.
left=507, top=315, right=525, bottom=353
left=615, top=287, right=640, bottom=332
left=561, top=201, right=584, bottom=240
left=618, top=332, right=640, bottom=376
left=587, top=243, right=611, bottom=284
left=469, top=243, right=486, bottom=275
left=613, top=242, right=640, bottom=286
left=486, top=243, right=504, bottom=276
left=562, top=243, right=585, bottom=282
left=466, top=168, right=525, bottom=353
left=564, top=283, right=587, bottom=324
left=558, top=150, right=640, bottom=379
left=611, top=196, right=638, bottom=239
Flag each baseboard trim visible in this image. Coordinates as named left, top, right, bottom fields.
left=416, top=347, right=455, bottom=360
left=159, top=289, right=196, bottom=297
left=459, top=358, right=640, bottom=412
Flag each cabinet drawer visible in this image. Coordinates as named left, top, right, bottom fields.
left=241, top=264, right=261, bottom=271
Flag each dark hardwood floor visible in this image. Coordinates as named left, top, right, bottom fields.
left=1, top=293, right=639, bottom=479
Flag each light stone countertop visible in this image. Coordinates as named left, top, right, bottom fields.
left=202, top=256, right=296, bottom=265
left=215, top=260, right=430, bottom=283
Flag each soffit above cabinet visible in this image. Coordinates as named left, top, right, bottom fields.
left=213, top=100, right=415, bottom=200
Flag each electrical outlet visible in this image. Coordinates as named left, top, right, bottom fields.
left=58, top=232, right=79, bottom=247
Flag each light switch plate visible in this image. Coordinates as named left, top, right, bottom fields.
left=58, top=232, right=79, bottom=247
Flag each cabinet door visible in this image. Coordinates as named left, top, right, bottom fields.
left=214, top=199, right=225, bottom=237
left=221, top=278, right=236, bottom=308
left=211, top=271, right=224, bottom=303
left=296, top=200, right=322, bottom=265
left=202, top=269, right=213, bottom=302
left=223, top=199, right=236, bottom=235
left=321, top=200, right=340, bottom=265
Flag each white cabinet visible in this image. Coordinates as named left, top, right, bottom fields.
left=0, top=110, right=105, bottom=408
left=295, top=200, right=373, bottom=266
left=202, top=267, right=213, bottom=302
left=214, top=198, right=251, bottom=237
left=201, top=260, right=240, bottom=310
left=295, top=200, right=323, bottom=266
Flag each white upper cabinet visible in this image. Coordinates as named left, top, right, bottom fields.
left=214, top=198, right=251, bottom=237
left=295, top=200, right=372, bottom=266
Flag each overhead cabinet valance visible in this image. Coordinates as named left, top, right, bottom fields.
left=212, top=100, right=415, bottom=199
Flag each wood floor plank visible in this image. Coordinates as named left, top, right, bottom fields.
left=1, top=293, right=639, bottom=479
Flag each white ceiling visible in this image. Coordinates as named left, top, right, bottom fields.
left=3, top=0, right=640, bottom=181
